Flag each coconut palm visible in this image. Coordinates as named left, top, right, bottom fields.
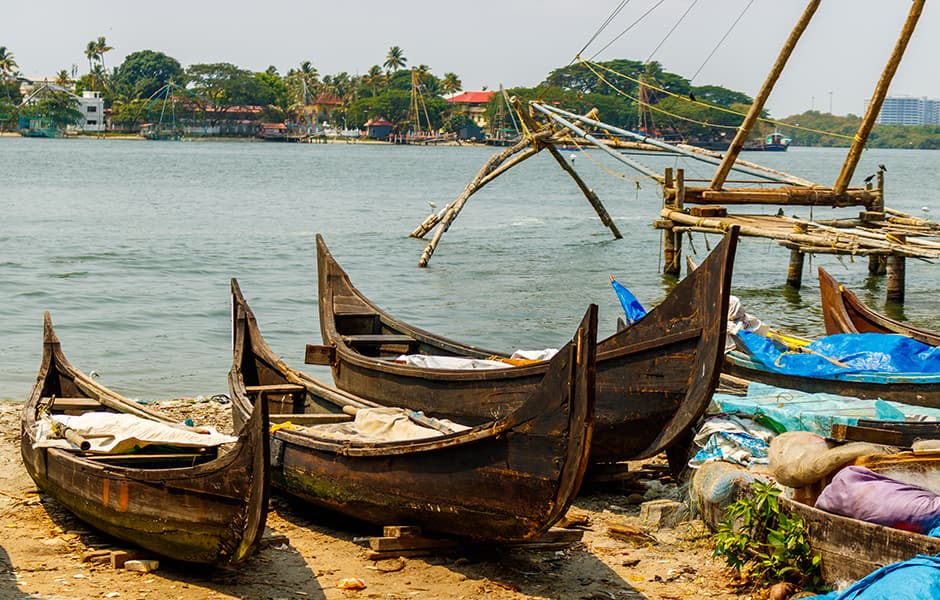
left=95, top=37, right=113, bottom=75
left=383, top=46, right=407, bottom=74
left=0, top=46, right=18, bottom=81
left=84, top=40, right=98, bottom=72
left=442, top=72, right=462, bottom=95
left=362, top=64, right=384, bottom=96
left=54, top=70, right=71, bottom=87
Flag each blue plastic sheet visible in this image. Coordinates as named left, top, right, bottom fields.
left=610, top=278, right=647, bottom=326
left=736, top=330, right=940, bottom=377
left=806, top=554, right=940, bottom=599
left=712, top=382, right=940, bottom=436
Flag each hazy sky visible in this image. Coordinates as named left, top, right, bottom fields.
left=5, top=0, right=938, bottom=118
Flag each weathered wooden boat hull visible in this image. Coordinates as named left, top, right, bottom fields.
left=779, top=494, right=940, bottom=585
left=723, top=350, right=940, bottom=407
left=819, top=266, right=940, bottom=346
left=312, top=228, right=738, bottom=464
left=230, top=279, right=595, bottom=542
left=21, top=314, right=269, bottom=565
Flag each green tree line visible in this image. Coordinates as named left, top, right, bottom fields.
left=3, top=38, right=940, bottom=148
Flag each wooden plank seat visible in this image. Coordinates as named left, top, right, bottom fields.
left=245, top=383, right=307, bottom=415
left=341, top=334, right=418, bottom=356
left=44, top=397, right=106, bottom=414
left=270, top=413, right=353, bottom=425
left=82, top=451, right=217, bottom=467
left=341, top=334, right=417, bottom=345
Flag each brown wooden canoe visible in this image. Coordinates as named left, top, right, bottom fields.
left=819, top=266, right=940, bottom=346
left=309, top=227, right=739, bottom=465
left=229, top=278, right=595, bottom=542
left=21, top=313, right=269, bottom=565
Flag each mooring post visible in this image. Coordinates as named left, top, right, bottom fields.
left=887, top=234, right=906, bottom=303
left=786, top=223, right=808, bottom=289
left=869, top=171, right=888, bottom=275
left=662, top=168, right=684, bottom=276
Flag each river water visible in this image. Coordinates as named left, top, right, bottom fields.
left=2, top=137, right=938, bottom=400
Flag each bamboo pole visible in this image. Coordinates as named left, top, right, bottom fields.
left=514, top=101, right=622, bottom=239
left=834, top=0, right=925, bottom=194
left=710, top=0, right=821, bottom=190
left=410, top=144, right=542, bottom=239
left=660, top=209, right=940, bottom=259
left=417, top=131, right=552, bottom=267
left=536, top=103, right=813, bottom=187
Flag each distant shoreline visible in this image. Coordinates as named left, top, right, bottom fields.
left=0, top=131, right=491, bottom=146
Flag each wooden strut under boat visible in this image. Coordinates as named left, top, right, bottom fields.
left=229, top=278, right=595, bottom=542
left=818, top=266, right=940, bottom=346
left=20, top=313, right=270, bottom=565
left=309, top=228, right=738, bottom=466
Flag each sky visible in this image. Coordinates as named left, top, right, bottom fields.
left=4, top=0, right=938, bottom=118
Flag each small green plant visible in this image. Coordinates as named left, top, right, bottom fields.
left=713, top=480, right=824, bottom=590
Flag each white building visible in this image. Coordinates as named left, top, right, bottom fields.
left=78, top=91, right=105, bottom=132
left=871, top=96, right=940, bottom=126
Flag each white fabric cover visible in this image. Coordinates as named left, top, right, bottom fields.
left=395, top=348, right=558, bottom=370
left=33, top=412, right=236, bottom=453
left=308, top=407, right=469, bottom=443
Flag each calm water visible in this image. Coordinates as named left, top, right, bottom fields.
left=2, top=137, right=939, bottom=400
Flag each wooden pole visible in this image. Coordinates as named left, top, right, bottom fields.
left=869, top=170, right=887, bottom=275
left=417, top=132, right=551, bottom=267
left=786, top=223, right=808, bottom=288
left=887, top=235, right=906, bottom=303
left=710, top=0, right=821, bottom=190
left=834, top=0, right=925, bottom=194
left=662, top=169, right=684, bottom=276
left=514, top=101, right=622, bottom=239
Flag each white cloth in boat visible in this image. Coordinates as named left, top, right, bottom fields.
left=395, top=348, right=559, bottom=369
left=726, top=295, right=769, bottom=352
left=33, top=412, right=237, bottom=453
left=306, top=407, right=470, bottom=443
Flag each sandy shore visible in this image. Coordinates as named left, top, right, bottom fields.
left=0, top=398, right=761, bottom=600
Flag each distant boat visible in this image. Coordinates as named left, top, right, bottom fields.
left=743, top=130, right=791, bottom=152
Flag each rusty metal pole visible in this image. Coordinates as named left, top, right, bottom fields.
left=834, top=0, right=925, bottom=194
left=710, top=0, right=821, bottom=190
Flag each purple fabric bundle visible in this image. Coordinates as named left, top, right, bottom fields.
left=815, top=466, right=940, bottom=534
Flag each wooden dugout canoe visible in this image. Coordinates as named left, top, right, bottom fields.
left=229, top=278, right=595, bottom=542
left=722, top=348, right=940, bottom=406
left=309, top=228, right=738, bottom=465
left=21, top=313, right=269, bottom=565
left=819, top=266, right=940, bottom=346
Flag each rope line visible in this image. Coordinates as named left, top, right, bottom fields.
left=646, top=0, right=700, bottom=63
left=585, top=60, right=855, bottom=140
left=589, top=0, right=668, bottom=61
left=691, top=0, right=756, bottom=82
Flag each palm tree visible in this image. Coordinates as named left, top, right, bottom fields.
left=362, top=64, right=384, bottom=96
left=94, top=36, right=113, bottom=75
left=54, top=70, right=71, bottom=87
left=84, top=40, right=98, bottom=73
left=0, top=46, right=18, bottom=81
left=442, top=72, right=462, bottom=95
left=383, top=46, right=407, bottom=74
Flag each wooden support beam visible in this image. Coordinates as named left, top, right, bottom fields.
left=684, top=187, right=874, bottom=207
left=786, top=223, right=808, bottom=288
left=513, top=102, right=622, bottom=238
left=887, top=235, right=906, bottom=303
left=710, top=0, right=821, bottom=189
left=417, top=131, right=551, bottom=267
left=834, top=0, right=925, bottom=193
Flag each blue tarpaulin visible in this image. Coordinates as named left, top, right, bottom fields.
left=610, top=278, right=647, bottom=325
left=736, top=330, right=940, bottom=378
left=806, top=554, right=940, bottom=599
left=711, top=382, right=940, bottom=436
